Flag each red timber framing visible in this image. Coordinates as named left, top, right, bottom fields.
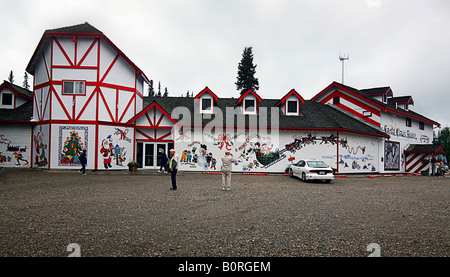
left=128, top=101, right=179, bottom=143
left=404, top=145, right=445, bottom=173
left=312, top=82, right=440, bottom=128
left=27, top=30, right=149, bottom=170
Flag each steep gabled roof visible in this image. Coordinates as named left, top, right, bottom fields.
left=405, top=144, right=445, bottom=155
left=236, top=89, right=262, bottom=106
left=387, top=96, right=414, bottom=105
left=26, top=22, right=149, bottom=83
left=312, top=81, right=439, bottom=127
left=0, top=81, right=33, bottom=99
left=360, top=87, right=393, bottom=97
left=194, top=87, right=219, bottom=103
left=275, top=89, right=305, bottom=107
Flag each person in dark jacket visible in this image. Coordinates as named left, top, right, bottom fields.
left=78, top=149, right=87, bottom=175
left=158, top=149, right=168, bottom=173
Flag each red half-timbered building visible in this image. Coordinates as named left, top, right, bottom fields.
left=26, top=22, right=149, bottom=170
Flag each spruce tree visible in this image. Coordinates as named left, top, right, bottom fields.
left=23, top=72, right=30, bottom=90
left=148, top=80, right=155, bottom=96
left=157, top=81, right=162, bottom=97
left=8, top=70, right=14, bottom=84
left=235, top=47, right=259, bottom=94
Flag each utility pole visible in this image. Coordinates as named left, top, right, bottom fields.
left=339, top=54, right=349, bottom=84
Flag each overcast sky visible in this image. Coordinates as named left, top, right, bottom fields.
left=1, top=0, right=449, bottom=128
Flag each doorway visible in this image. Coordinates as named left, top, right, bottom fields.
left=136, top=142, right=173, bottom=169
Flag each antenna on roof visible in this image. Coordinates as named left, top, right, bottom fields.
left=339, top=54, right=349, bottom=84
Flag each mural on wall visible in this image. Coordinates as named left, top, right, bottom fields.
left=176, top=131, right=377, bottom=173
left=0, top=134, right=29, bottom=167
left=99, top=127, right=131, bottom=169
left=384, top=141, right=400, bottom=171
left=34, top=128, right=48, bottom=167
left=58, top=126, right=88, bottom=166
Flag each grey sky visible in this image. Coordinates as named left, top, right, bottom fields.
left=1, top=0, right=449, bottom=128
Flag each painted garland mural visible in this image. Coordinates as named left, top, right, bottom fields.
left=175, top=130, right=378, bottom=173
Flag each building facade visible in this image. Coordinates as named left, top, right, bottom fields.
left=25, top=22, right=148, bottom=170
left=0, top=23, right=444, bottom=174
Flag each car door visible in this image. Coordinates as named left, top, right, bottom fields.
left=293, top=160, right=305, bottom=177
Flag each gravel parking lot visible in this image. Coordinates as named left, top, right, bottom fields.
left=0, top=168, right=448, bottom=257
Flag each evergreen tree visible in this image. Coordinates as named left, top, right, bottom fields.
left=23, top=72, right=30, bottom=90
left=186, top=90, right=190, bottom=97
left=8, top=70, right=14, bottom=84
left=235, top=47, right=259, bottom=94
left=157, top=81, right=161, bottom=97
left=148, top=80, right=155, bottom=96
left=438, top=127, right=450, bottom=163
left=163, top=87, right=168, bottom=97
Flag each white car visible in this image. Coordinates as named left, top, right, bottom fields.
left=289, top=160, right=334, bottom=183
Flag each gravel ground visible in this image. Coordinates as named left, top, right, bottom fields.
left=0, top=168, right=448, bottom=257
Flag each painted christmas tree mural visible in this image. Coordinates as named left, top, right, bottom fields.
left=61, top=131, right=84, bottom=164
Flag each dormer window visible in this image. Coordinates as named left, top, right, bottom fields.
left=194, top=87, right=219, bottom=114
left=286, top=100, right=298, bottom=115
left=275, top=89, right=304, bottom=116
left=201, top=97, right=213, bottom=114
left=244, top=99, right=256, bottom=114
left=1, top=92, right=13, bottom=106
left=237, top=89, right=261, bottom=115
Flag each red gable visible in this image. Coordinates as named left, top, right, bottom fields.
left=194, top=86, right=219, bottom=103
left=236, top=89, right=262, bottom=105
left=275, top=89, right=304, bottom=107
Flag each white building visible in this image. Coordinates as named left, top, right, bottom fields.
left=312, top=82, right=442, bottom=174
left=0, top=23, right=444, bottom=175
left=25, top=22, right=148, bottom=170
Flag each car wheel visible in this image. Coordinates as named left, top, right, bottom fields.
left=301, top=172, right=307, bottom=182
left=289, top=169, right=294, bottom=178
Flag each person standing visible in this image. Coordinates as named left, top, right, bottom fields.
left=158, top=149, right=168, bottom=173
left=168, top=149, right=180, bottom=190
left=78, top=149, right=87, bottom=176
left=221, top=151, right=236, bottom=191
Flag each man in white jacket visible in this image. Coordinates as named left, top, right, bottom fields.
left=221, top=151, right=236, bottom=191
left=168, top=149, right=180, bottom=190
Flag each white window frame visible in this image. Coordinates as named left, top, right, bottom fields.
left=286, top=100, right=299, bottom=116
left=200, top=97, right=213, bottom=114
left=243, top=99, right=256, bottom=114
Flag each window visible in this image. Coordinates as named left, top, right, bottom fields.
left=287, top=100, right=298, bottom=114
left=244, top=99, right=256, bottom=113
left=63, top=81, right=85, bottom=95
left=406, top=117, right=412, bottom=127
left=201, top=98, right=212, bottom=113
left=419, top=121, right=425, bottom=130
left=1, top=92, right=13, bottom=106
left=333, top=96, right=340, bottom=105
left=363, top=111, right=372, bottom=117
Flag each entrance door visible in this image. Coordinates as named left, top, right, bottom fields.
left=144, top=144, right=154, bottom=167
left=137, top=142, right=174, bottom=169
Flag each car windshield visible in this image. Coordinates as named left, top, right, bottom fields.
left=307, top=161, right=328, bottom=168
